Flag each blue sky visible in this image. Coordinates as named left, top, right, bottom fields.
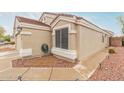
left=0, top=12, right=41, bottom=35
left=0, top=12, right=124, bottom=36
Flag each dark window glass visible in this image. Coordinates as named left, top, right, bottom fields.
left=61, top=28, right=68, bottom=49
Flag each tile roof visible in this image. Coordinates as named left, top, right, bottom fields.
left=49, top=13, right=83, bottom=25
left=42, top=12, right=82, bottom=19
left=39, top=12, right=58, bottom=20
left=44, top=12, right=113, bottom=35
left=16, top=16, right=50, bottom=27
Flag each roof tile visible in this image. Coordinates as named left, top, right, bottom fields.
left=16, top=16, right=50, bottom=27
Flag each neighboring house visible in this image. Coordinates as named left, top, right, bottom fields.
left=0, top=40, right=4, bottom=45
left=13, top=12, right=113, bottom=62
left=111, top=36, right=124, bottom=47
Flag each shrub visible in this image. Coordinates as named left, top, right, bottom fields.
left=10, top=41, right=15, bottom=45
left=108, top=48, right=115, bottom=54
left=3, top=35, right=10, bottom=42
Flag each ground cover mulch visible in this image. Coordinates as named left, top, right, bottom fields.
left=12, top=55, right=77, bottom=68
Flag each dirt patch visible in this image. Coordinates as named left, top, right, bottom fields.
left=89, top=47, right=124, bottom=81
left=12, top=55, right=76, bottom=68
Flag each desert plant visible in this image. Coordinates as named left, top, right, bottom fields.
left=117, top=16, right=124, bottom=34
left=9, top=41, right=15, bottom=45
left=0, top=26, right=5, bottom=36
left=108, top=48, right=115, bottom=54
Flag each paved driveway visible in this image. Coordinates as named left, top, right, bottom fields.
left=89, top=47, right=124, bottom=81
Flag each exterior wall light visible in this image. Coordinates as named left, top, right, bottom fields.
left=17, top=26, right=22, bottom=31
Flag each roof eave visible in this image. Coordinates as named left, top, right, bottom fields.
left=20, top=22, right=51, bottom=31
left=16, top=16, right=51, bottom=27
left=39, top=12, right=58, bottom=21
left=50, top=15, right=113, bottom=35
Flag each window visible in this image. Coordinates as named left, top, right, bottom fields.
left=55, top=28, right=68, bottom=49
left=55, top=30, right=61, bottom=48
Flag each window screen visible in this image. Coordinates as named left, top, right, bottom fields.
left=61, top=28, right=68, bottom=49
left=55, top=28, right=68, bottom=49
left=55, top=30, right=61, bottom=48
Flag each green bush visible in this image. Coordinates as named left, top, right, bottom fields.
left=10, top=41, right=15, bottom=45
left=3, top=35, right=10, bottom=42
left=108, top=49, right=115, bottom=54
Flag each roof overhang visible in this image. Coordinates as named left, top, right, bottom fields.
left=50, top=15, right=113, bottom=36
left=19, top=22, right=51, bottom=31
left=39, top=12, right=58, bottom=21
left=14, top=20, right=51, bottom=37
left=14, top=22, right=50, bottom=37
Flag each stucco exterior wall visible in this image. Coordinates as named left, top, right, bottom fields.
left=78, top=25, right=110, bottom=61
left=53, top=20, right=69, bottom=28
left=16, top=35, right=22, bottom=51
left=21, top=28, right=51, bottom=56
left=40, top=14, right=57, bottom=25
left=70, top=23, right=77, bottom=50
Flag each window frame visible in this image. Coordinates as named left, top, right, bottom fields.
left=55, top=27, right=69, bottom=49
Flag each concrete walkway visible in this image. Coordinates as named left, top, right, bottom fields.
left=0, top=50, right=18, bottom=57
left=0, top=54, right=82, bottom=81
left=0, top=49, right=108, bottom=81
left=73, top=49, right=108, bottom=80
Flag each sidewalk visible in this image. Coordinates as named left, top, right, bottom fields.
left=73, top=49, right=108, bottom=80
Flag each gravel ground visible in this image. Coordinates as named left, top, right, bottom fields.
left=89, top=47, right=124, bottom=81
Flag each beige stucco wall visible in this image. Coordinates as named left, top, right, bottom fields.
left=70, top=23, right=77, bottom=50
left=21, top=28, right=51, bottom=56
left=40, top=14, right=57, bottom=25
left=78, top=25, right=110, bottom=61
left=16, top=35, right=22, bottom=51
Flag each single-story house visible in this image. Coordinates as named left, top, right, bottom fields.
left=110, top=36, right=124, bottom=47
left=13, top=12, right=113, bottom=62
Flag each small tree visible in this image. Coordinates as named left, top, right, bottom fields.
left=3, top=35, right=10, bottom=42
left=117, top=16, right=124, bottom=34
left=0, top=26, right=5, bottom=38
